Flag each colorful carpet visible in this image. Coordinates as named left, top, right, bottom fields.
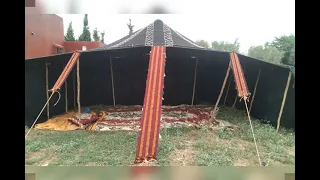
left=34, top=105, right=214, bottom=132
left=134, top=46, right=166, bottom=164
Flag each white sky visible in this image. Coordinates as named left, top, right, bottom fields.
left=45, top=0, right=295, bottom=53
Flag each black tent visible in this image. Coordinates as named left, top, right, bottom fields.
left=25, top=19, right=295, bottom=130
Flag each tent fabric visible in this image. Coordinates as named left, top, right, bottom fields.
left=92, top=20, right=205, bottom=51
left=230, top=52, right=250, bottom=99
left=50, top=51, right=81, bottom=92
left=135, top=46, right=166, bottom=163
left=25, top=19, right=295, bottom=130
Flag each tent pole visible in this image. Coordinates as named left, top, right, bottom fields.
left=63, top=63, right=68, bottom=112
left=212, top=61, right=231, bottom=117
left=276, top=71, right=292, bottom=132
left=191, top=57, right=198, bottom=106
left=65, top=79, right=68, bottom=112
left=249, top=69, right=261, bottom=113
left=45, top=62, right=50, bottom=119
left=77, top=58, right=81, bottom=120
left=110, top=57, right=116, bottom=107
left=223, top=75, right=232, bottom=105
left=73, top=70, right=76, bottom=108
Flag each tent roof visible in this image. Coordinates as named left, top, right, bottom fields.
left=91, top=19, right=206, bottom=51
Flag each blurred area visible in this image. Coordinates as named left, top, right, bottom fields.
left=25, top=0, right=177, bottom=14
left=25, top=166, right=294, bottom=180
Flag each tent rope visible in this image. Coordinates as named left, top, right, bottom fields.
left=53, top=91, right=61, bottom=106
left=244, top=99, right=262, bottom=166
left=25, top=92, right=55, bottom=139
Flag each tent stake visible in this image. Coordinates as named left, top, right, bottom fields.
left=45, top=62, right=50, bottom=119
left=212, top=61, right=231, bottom=118
left=110, top=57, right=116, bottom=106
left=77, top=58, right=81, bottom=120
left=191, top=57, right=198, bottom=106
left=223, top=75, right=232, bottom=105
left=276, top=71, right=292, bottom=132
left=249, top=69, right=261, bottom=113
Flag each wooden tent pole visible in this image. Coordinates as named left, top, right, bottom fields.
left=191, top=57, right=198, bottom=106
left=45, top=62, right=50, bottom=119
left=213, top=61, right=231, bottom=116
left=77, top=58, right=81, bottom=116
left=73, top=70, right=76, bottom=108
left=276, top=71, right=292, bottom=132
left=64, top=64, right=68, bottom=112
left=223, top=75, right=232, bottom=105
left=110, top=57, right=116, bottom=106
left=65, top=79, right=68, bottom=112
left=249, top=69, right=261, bottom=113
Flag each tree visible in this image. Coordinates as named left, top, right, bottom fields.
left=270, top=34, right=295, bottom=66
left=127, top=19, right=134, bottom=35
left=78, top=14, right=91, bottom=41
left=92, top=27, right=100, bottom=41
left=248, top=44, right=284, bottom=64
left=100, top=31, right=105, bottom=44
left=195, top=40, right=210, bottom=48
left=64, top=22, right=76, bottom=41
left=211, top=39, right=240, bottom=52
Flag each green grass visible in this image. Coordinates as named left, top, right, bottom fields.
left=25, top=106, right=295, bottom=166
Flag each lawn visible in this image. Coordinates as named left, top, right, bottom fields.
left=25, top=106, right=295, bottom=166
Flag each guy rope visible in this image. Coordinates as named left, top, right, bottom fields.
left=229, top=51, right=262, bottom=166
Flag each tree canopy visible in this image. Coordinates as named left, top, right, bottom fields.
left=78, top=14, right=91, bottom=41
left=211, top=39, right=240, bottom=52
left=195, top=40, right=210, bottom=48
left=64, top=22, right=76, bottom=41
left=92, top=27, right=100, bottom=41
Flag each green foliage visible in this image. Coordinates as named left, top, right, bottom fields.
left=92, top=27, right=100, bottom=41
left=100, top=31, right=105, bottom=44
left=195, top=40, right=210, bottom=48
left=248, top=45, right=284, bottom=64
left=270, top=34, right=295, bottom=66
left=78, top=14, right=91, bottom=41
left=127, top=19, right=134, bottom=35
left=64, top=22, right=76, bottom=41
left=211, top=39, right=240, bottom=52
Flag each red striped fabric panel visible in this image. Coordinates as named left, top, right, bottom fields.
left=50, top=51, right=81, bottom=92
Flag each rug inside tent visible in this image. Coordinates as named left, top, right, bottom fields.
left=34, top=105, right=235, bottom=132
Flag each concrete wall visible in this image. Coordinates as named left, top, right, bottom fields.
left=25, top=14, right=64, bottom=59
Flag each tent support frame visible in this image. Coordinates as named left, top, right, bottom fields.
left=212, top=61, right=231, bottom=118
left=276, top=71, right=292, bottom=132
left=191, top=57, right=198, bottom=106
left=110, top=57, right=116, bottom=106
left=249, top=68, right=261, bottom=113
left=45, top=62, right=50, bottom=119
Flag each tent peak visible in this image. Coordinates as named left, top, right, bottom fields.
left=94, top=19, right=205, bottom=50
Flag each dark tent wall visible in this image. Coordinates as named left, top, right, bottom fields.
left=164, top=47, right=230, bottom=105
left=25, top=47, right=151, bottom=127
left=165, top=48, right=294, bottom=129
left=25, top=53, right=74, bottom=127
left=228, top=55, right=295, bottom=129
left=25, top=47, right=294, bottom=130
